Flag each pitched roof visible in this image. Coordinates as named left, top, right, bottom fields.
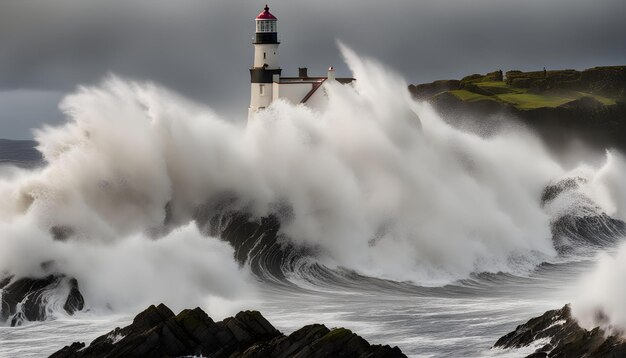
left=301, top=79, right=326, bottom=103
left=256, top=5, right=277, bottom=20
left=300, top=78, right=355, bottom=103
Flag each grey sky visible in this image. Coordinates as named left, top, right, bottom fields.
left=1, top=0, right=624, bottom=139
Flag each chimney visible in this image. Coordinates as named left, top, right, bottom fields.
left=327, top=66, right=336, bottom=81
left=298, top=67, right=308, bottom=78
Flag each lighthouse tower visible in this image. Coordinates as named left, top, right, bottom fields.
left=247, top=5, right=355, bottom=119
left=249, top=5, right=281, bottom=117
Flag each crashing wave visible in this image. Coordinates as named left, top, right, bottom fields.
left=2, top=46, right=626, bottom=325
left=542, top=176, right=626, bottom=255
left=0, top=273, right=84, bottom=326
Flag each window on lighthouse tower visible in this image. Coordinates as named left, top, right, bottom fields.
left=256, top=5, right=277, bottom=33
left=256, top=20, right=276, bottom=33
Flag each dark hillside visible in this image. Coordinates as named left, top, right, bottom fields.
left=409, top=66, right=626, bottom=152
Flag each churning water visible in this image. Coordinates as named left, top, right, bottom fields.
left=1, top=45, right=626, bottom=357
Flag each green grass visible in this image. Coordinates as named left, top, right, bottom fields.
left=449, top=90, right=498, bottom=102
left=496, top=93, right=571, bottom=109
left=476, top=81, right=508, bottom=88
left=475, top=81, right=526, bottom=95
left=497, top=91, right=616, bottom=109
left=449, top=84, right=618, bottom=110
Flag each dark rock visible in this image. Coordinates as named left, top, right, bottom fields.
left=0, top=274, right=85, bottom=326
left=63, top=278, right=85, bottom=315
left=581, top=66, right=626, bottom=97
left=242, top=324, right=405, bottom=358
left=493, top=304, right=626, bottom=357
left=494, top=306, right=572, bottom=349
left=0, top=275, right=12, bottom=289
left=50, top=343, right=86, bottom=358
left=49, top=304, right=406, bottom=358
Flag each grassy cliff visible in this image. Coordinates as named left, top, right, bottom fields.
left=410, top=67, right=625, bottom=110
left=408, top=66, right=626, bottom=151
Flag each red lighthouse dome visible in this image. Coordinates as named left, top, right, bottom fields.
left=256, top=5, right=277, bottom=20
left=254, top=4, right=278, bottom=36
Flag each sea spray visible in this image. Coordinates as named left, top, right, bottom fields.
left=572, top=243, right=626, bottom=336
left=580, top=151, right=626, bottom=222
left=1, top=45, right=617, bottom=321
left=567, top=151, right=626, bottom=335
left=0, top=216, right=256, bottom=317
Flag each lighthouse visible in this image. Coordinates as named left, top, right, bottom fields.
left=248, top=5, right=355, bottom=119
left=249, top=5, right=281, bottom=117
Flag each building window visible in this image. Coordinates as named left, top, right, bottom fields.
left=260, top=84, right=265, bottom=95
left=263, top=52, right=266, bottom=59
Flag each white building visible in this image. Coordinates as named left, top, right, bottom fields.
left=248, top=5, right=355, bottom=118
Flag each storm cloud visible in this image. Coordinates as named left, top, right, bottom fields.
left=0, top=0, right=624, bottom=138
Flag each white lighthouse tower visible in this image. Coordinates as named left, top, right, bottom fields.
left=248, top=5, right=281, bottom=117
left=248, top=5, right=355, bottom=119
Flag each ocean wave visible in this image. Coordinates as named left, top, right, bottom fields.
left=1, top=46, right=626, bottom=325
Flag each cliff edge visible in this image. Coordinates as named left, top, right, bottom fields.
left=409, top=66, right=626, bottom=151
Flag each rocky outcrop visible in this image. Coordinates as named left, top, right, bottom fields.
left=0, top=274, right=84, bottom=326
left=63, top=278, right=85, bottom=314
left=50, top=304, right=406, bottom=358
left=241, top=324, right=404, bottom=358
left=494, top=304, right=626, bottom=357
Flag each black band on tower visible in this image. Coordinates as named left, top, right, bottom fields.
left=250, top=68, right=282, bottom=83
left=254, top=32, right=279, bottom=44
